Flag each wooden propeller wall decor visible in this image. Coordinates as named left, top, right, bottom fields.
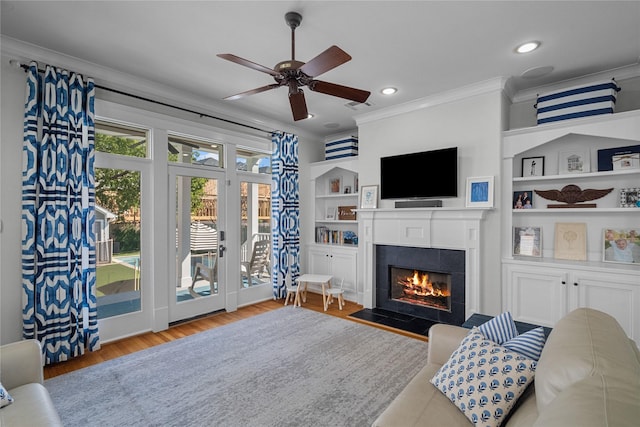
left=217, top=11, right=371, bottom=121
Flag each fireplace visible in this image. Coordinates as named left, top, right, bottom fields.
left=376, top=245, right=465, bottom=326
left=390, top=267, right=451, bottom=311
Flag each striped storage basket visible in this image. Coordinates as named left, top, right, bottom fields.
left=536, top=80, right=620, bottom=125
left=325, top=137, right=358, bottom=160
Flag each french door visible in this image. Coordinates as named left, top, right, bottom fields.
left=168, top=165, right=226, bottom=322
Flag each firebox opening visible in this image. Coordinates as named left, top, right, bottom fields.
left=390, top=266, right=452, bottom=312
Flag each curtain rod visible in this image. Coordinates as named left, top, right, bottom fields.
left=13, top=60, right=275, bottom=137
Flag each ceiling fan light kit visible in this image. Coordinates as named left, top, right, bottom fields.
left=217, top=11, right=371, bottom=121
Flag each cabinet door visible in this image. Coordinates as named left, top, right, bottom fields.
left=570, top=272, right=640, bottom=342
left=329, top=247, right=357, bottom=292
left=505, top=265, right=567, bottom=327
left=308, top=247, right=331, bottom=276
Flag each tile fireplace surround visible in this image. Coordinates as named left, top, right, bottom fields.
left=358, top=208, right=488, bottom=320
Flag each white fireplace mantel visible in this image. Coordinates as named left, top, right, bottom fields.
left=358, top=207, right=489, bottom=319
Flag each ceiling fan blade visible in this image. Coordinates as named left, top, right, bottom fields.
left=309, top=80, right=371, bottom=103
left=289, top=89, right=308, bottom=121
left=217, top=53, right=281, bottom=77
left=299, top=45, right=351, bottom=78
left=224, top=84, right=281, bottom=101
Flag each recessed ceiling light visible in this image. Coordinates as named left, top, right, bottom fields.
left=515, top=41, right=540, bottom=54
left=381, top=87, right=397, bottom=95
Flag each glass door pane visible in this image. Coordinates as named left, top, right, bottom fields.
left=95, top=168, right=142, bottom=319
left=169, top=167, right=226, bottom=322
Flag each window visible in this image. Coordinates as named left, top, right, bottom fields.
left=237, top=147, right=271, bottom=174
left=96, top=121, right=148, bottom=157
left=168, top=135, right=224, bottom=168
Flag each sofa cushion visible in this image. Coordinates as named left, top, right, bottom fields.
left=431, top=328, right=537, bottom=427
left=503, top=327, right=546, bottom=362
left=535, top=307, right=640, bottom=411
left=0, top=382, right=13, bottom=408
left=0, top=383, right=62, bottom=426
left=478, top=312, right=519, bottom=345
left=532, top=374, right=640, bottom=427
left=372, top=363, right=472, bottom=427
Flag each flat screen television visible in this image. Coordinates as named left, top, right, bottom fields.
left=380, top=147, right=458, bottom=199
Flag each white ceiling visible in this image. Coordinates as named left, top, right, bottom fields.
left=2, top=1, right=639, bottom=138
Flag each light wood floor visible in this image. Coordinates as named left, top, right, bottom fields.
left=44, top=292, right=426, bottom=379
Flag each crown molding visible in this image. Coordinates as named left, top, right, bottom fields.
left=1, top=35, right=322, bottom=142
left=355, top=77, right=508, bottom=126
left=510, top=62, right=640, bottom=103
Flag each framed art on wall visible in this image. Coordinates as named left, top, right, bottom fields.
left=522, top=156, right=544, bottom=177
left=466, top=176, right=494, bottom=208
left=603, top=228, right=640, bottom=264
left=360, top=185, right=378, bottom=209
left=513, top=226, right=542, bottom=257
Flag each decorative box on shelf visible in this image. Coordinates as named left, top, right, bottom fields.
left=535, top=79, right=620, bottom=125
left=325, top=137, right=358, bottom=160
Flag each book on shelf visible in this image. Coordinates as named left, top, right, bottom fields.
left=315, top=227, right=358, bottom=245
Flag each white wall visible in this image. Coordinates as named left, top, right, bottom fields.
left=0, top=58, right=28, bottom=344
left=356, top=88, right=506, bottom=315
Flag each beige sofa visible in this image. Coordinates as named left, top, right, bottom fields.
left=373, top=307, right=640, bottom=426
left=0, top=340, right=62, bottom=426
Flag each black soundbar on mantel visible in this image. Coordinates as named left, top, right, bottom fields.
left=395, top=200, right=443, bottom=208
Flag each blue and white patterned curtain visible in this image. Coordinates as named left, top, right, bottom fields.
left=271, top=132, right=300, bottom=298
left=22, top=62, right=100, bottom=364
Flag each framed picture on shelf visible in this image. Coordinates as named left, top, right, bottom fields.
left=465, top=176, right=494, bottom=208
left=603, top=228, right=640, bottom=264
left=522, top=156, right=544, bottom=177
left=554, top=222, right=587, bottom=261
left=597, top=144, right=640, bottom=171
left=513, top=190, right=533, bottom=209
left=619, top=188, right=640, bottom=208
left=325, top=207, right=337, bottom=220
left=612, top=153, right=640, bottom=170
left=513, top=226, right=542, bottom=257
left=329, top=177, right=341, bottom=193
left=558, top=150, right=590, bottom=174
left=343, top=185, right=352, bottom=194
left=338, top=205, right=357, bottom=220
left=360, top=185, right=378, bottom=209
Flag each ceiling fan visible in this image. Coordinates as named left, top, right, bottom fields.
left=217, top=11, right=371, bottom=121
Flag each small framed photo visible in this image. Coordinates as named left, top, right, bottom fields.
left=558, top=150, right=591, bottom=174
left=603, top=228, right=640, bottom=264
left=329, top=177, right=341, bottom=194
left=343, top=185, right=352, bottom=194
left=325, top=207, right=336, bottom=220
left=620, top=188, right=640, bottom=208
left=360, top=185, right=378, bottom=209
left=522, top=156, right=544, bottom=177
left=612, top=153, right=640, bottom=170
left=466, top=176, right=494, bottom=208
left=554, top=222, right=587, bottom=261
left=513, top=226, right=542, bottom=257
left=513, top=190, right=534, bottom=209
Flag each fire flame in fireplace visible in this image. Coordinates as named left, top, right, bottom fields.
left=400, top=271, right=450, bottom=298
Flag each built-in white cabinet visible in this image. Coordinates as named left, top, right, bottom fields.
left=307, top=245, right=358, bottom=299
left=503, top=260, right=640, bottom=343
left=306, top=158, right=359, bottom=300
left=502, top=110, right=640, bottom=340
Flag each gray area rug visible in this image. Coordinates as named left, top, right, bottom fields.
left=45, top=308, right=428, bottom=427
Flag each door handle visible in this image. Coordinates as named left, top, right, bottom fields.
left=219, top=245, right=227, bottom=257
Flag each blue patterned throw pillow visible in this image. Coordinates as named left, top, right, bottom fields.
left=503, top=327, right=546, bottom=362
left=430, top=328, right=537, bottom=427
left=478, top=312, right=518, bottom=345
left=0, top=382, right=13, bottom=408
